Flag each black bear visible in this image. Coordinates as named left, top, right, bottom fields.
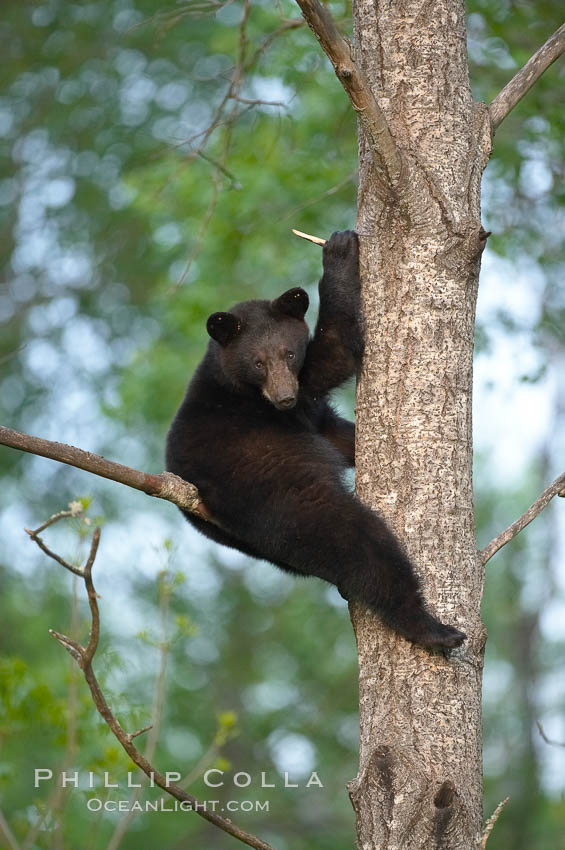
left=166, top=231, right=466, bottom=650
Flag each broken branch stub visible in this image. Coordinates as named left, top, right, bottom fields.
left=292, top=228, right=326, bottom=246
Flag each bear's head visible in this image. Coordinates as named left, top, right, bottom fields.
left=207, top=288, right=310, bottom=411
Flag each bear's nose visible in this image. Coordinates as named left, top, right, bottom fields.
left=278, top=396, right=296, bottom=409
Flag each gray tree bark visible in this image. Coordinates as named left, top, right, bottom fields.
left=348, top=2, right=491, bottom=847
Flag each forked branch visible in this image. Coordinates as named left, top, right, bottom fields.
left=293, top=0, right=402, bottom=186
left=0, top=425, right=212, bottom=521
left=28, top=513, right=276, bottom=850
left=489, top=23, right=565, bottom=130
left=480, top=471, right=565, bottom=565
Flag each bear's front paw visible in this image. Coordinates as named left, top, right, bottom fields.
left=322, top=230, right=360, bottom=288
left=323, top=230, right=358, bottom=262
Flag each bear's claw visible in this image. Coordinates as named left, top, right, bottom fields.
left=419, top=624, right=467, bottom=650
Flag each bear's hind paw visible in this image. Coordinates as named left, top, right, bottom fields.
left=418, top=622, right=467, bottom=651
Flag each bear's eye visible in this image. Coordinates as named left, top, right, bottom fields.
left=287, top=351, right=295, bottom=360
left=254, top=360, right=264, bottom=370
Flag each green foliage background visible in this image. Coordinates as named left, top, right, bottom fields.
left=1, top=1, right=564, bottom=848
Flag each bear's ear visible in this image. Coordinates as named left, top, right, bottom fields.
left=206, top=312, right=241, bottom=346
left=272, top=287, right=309, bottom=320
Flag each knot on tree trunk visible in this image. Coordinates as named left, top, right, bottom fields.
left=347, top=745, right=470, bottom=849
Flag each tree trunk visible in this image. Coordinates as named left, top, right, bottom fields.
left=348, top=2, right=491, bottom=847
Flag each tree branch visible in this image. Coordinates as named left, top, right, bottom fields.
left=106, top=569, right=175, bottom=850
left=293, top=0, right=402, bottom=186
left=24, top=526, right=86, bottom=578
left=292, top=228, right=326, bottom=245
left=0, top=809, right=21, bottom=850
left=480, top=471, right=565, bottom=565
left=489, top=23, right=565, bottom=131
left=23, top=502, right=93, bottom=578
left=29, top=517, right=276, bottom=850
left=479, top=796, right=510, bottom=849
left=0, top=425, right=212, bottom=521
left=536, top=720, right=565, bottom=749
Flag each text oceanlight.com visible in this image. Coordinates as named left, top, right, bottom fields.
left=86, top=799, right=270, bottom=813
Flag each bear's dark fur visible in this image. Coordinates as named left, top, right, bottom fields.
left=166, top=231, right=466, bottom=650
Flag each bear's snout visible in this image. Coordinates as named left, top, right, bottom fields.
left=263, top=362, right=299, bottom=411
left=275, top=394, right=297, bottom=410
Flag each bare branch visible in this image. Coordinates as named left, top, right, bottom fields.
left=246, top=18, right=305, bottom=68
left=49, top=630, right=85, bottom=665
left=176, top=156, right=225, bottom=287
left=0, top=809, right=21, bottom=850
left=0, top=425, right=212, bottom=521
left=24, top=527, right=85, bottom=578
left=40, top=519, right=277, bottom=850
left=537, top=720, right=565, bottom=749
left=127, top=724, right=154, bottom=743
left=230, top=94, right=286, bottom=107
left=27, top=506, right=80, bottom=535
left=293, top=0, right=403, bottom=186
left=106, top=570, right=174, bottom=850
left=292, top=228, right=326, bottom=245
left=82, top=527, right=102, bottom=666
left=51, top=579, right=81, bottom=848
left=489, top=23, right=565, bottom=131
left=480, top=796, right=510, bottom=849
left=480, top=471, right=565, bottom=565
left=25, top=502, right=98, bottom=579
left=282, top=170, right=357, bottom=222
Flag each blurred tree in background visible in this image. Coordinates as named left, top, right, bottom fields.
left=0, top=1, right=563, bottom=848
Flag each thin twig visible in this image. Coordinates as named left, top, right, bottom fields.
left=489, top=23, right=565, bottom=131
left=0, top=809, right=21, bottom=850
left=173, top=0, right=250, bottom=287
left=27, top=507, right=80, bottom=535
left=176, top=158, right=224, bottom=287
left=177, top=738, right=222, bottom=790
left=51, top=578, right=81, bottom=850
left=479, top=796, right=510, bottom=849
left=132, top=1, right=234, bottom=30
left=536, top=720, right=565, bottom=748
left=480, top=471, right=565, bottom=565
left=106, top=570, right=173, bottom=850
left=127, top=724, right=154, bottom=743
left=480, top=797, right=510, bottom=849
left=21, top=575, right=87, bottom=850
left=151, top=712, right=235, bottom=813
left=281, top=170, right=357, bottom=222
left=245, top=18, right=305, bottom=68
left=293, top=0, right=402, bottom=186
left=24, top=503, right=90, bottom=579
left=0, top=425, right=211, bottom=521
left=34, top=518, right=276, bottom=850
left=0, top=345, right=26, bottom=366
left=24, top=527, right=85, bottom=578
left=21, top=804, right=51, bottom=850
